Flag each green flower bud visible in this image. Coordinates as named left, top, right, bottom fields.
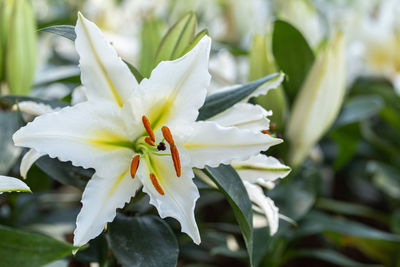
left=0, top=0, right=36, bottom=95
left=249, top=33, right=288, bottom=130
left=286, top=32, right=346, bottom=167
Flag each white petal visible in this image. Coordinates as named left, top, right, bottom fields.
left=232, top=155, right=291, bottom=186
left=183, top=121, right=282, bottom=168
left=0, top=176, right=31, bottom=193
left=138, top=155, right=201, bottom=244
left=12, top=101, right=58, bottom=116
left=71, top=86, right=88, bottom=105
left=208, top=103, right=272, bottom=131
left=13, top=101, right=135, bottom=177
left=20, top=149, right=43, bottom=179
left=75, top=13, right=137, bottom=107
left=244, top=181, right=279, bottom=235
left=74, top=171, right=142, bottom=246
left=125, top=36, right=211, bottom=131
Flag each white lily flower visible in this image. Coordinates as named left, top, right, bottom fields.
left=12, top=13, right=280, bottom=247
left=0, top=175, right=31, bottom=193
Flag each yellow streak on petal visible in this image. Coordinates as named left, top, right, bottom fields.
left=78, top=13, right=124, bottom=107
left=107, top=170, right=129, bottom=199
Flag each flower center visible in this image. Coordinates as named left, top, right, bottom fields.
left=130, top=115, right=182, bottom=195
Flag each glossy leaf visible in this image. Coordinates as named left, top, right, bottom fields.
left=298, top=211, right=400, bottom=242
left=335, top=95, right=385, bottom=127
left=0, top=225, right=73, bottom=267
left=108, top=214, right=179, bottom=267
left=35, top=156, right=92, bottom=190
left=201, top=165, right=254, bottom=266
left=197, top=72, right=282, bottom=121
left=272, top=20, right=315, bottom=103
left=40, top=25, right=76, bottom=41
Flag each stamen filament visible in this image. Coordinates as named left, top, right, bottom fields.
left=142, top=115, right=155, bottom=142
left=145, top=136, right=155, bottom=146
left=150, top=173, right=164, bottom=195
left=161, top=126, right=175, bottom=146
left=130, top=155, right=140, bottom=179
left=171, top=145, right=181, bottom=177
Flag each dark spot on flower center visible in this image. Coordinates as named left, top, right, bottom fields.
left=157, top=142, right=166, bottom=151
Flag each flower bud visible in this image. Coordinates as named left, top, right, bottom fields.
left=0, top=0, right=37, bottom=95
left=286, top=32, right=346, bottom=167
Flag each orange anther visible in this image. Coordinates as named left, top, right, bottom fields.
left=171, top=145, right=181, bottom=177
left=261, top=129, right=271, bottom=135
left=130, top=155, right=140, bottom=179
left=150, top=173, right=164, bottom=195
left=161, top=126, right=175, bottom=146
left=142, top=115, right=155, bottom=142
left=145, top=136, right=155, bottom=146
left=270, top=123, right=277, bottom=131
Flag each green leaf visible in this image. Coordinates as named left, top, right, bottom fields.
left=284, top=249, right=380, bottom=267
left=140, top=17, right=163, bottom=77
left=316, top=198, right=389, bottom=224
left=0, top=225, right=73, bottom=267
left=108, top=214, right=179, bottom=267
left=199, top=165, right=254, bottom=266
left=298, top=211, right=400, bottom=242
left=152, top=12, right=197, bottom=68
left=197, top=72, right=282, bottom=121
left=335, top=95, right=385, bottom=127
left=40, top=25, right=76, bottom=41
left=35, top=156, right=92, bottom=190
left=0, top=111, right=23, bottom=174
left=272, top=20, right=315, bottom=103
left=125, top=60, right=144, bottom=83
left=7, top=0, right=37, bottom=95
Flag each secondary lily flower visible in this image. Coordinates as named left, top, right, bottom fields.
left=0, top=176, right=30, bottom=193
left=13, top=13, right=280, bottom=247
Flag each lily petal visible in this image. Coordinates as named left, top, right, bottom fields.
left=74, top=171, right=142, bottom=246
left=208, top=103, right=271, bottom=131
left=126, top=36, right=211, bottom=130
left=0, top=175, right=31, bottom=193
left=183, top=121, right=282, bottom=168
left=12, top=101, right=58, bottom=116
left=138, top=155, right=201, bottom=244
left=232, top=155, right=291, bottom=186
left=20, top=149, right=43, bottom=179
left=13, top=101, right=135, bottom=177
left=75, top=13, right=137, bottom=107
left=244, top=181, right=279, bottom=235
